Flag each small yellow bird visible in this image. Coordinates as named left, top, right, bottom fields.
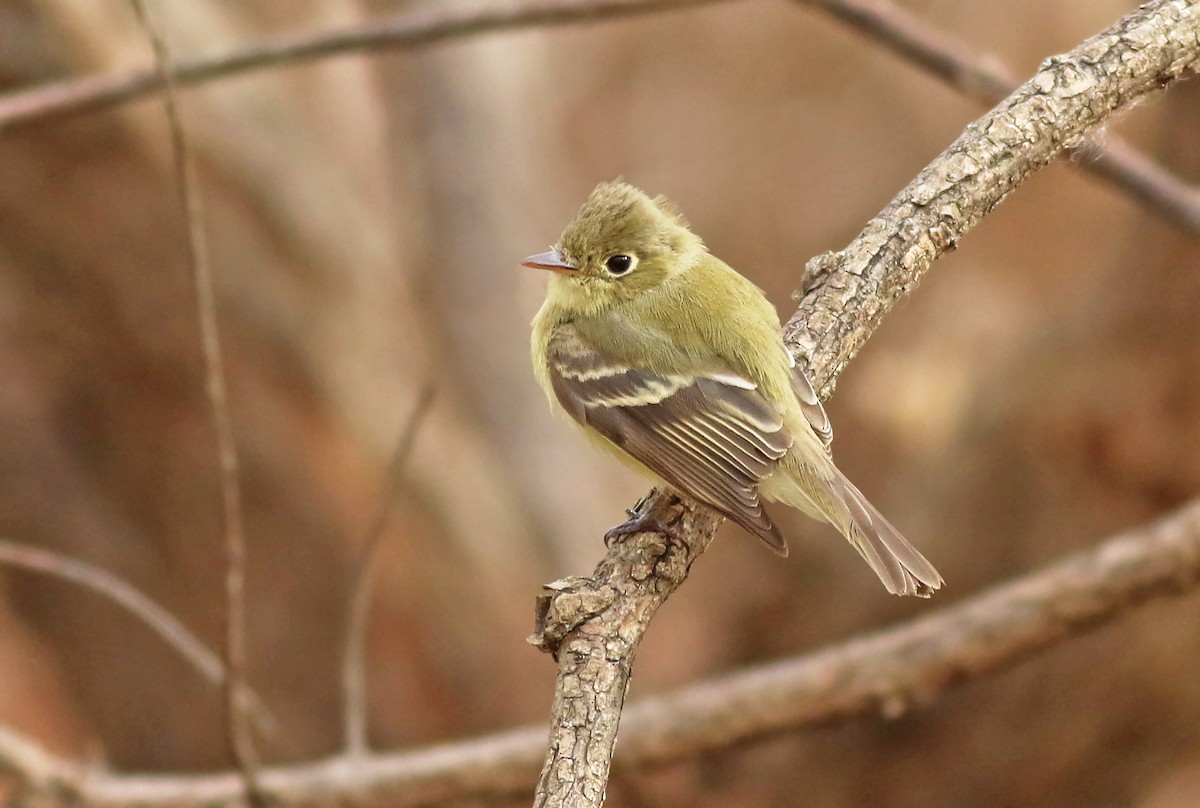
left=524, top=181, right=942, bottom=597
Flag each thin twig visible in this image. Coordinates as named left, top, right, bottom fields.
left=801, top=0, right=1200, bottom=233
left=129, top=0, right=259, bottom=797
left=0, top=540, right=274, bottom=735
left=343, top=384, right=437, bottom=756
left=0, top=540, right=223, bottom=683
left=3, top=497, right=1200, bottom=805
left=0, top=726, right=77, bottom=794
left=0, top=0, right=737, bottom=132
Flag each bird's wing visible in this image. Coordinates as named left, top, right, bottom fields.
left=547, top=328, right=793, bottom=553
left=786, top=351, right=832, bottom=451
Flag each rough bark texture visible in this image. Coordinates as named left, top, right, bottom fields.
left=529, top=2, right=1200, bottom=805
left=529, top=497, right=722, bottom=806
left=787, top=0, right=1200, bottom=397
left=802, top=0, right=1200, bottom=235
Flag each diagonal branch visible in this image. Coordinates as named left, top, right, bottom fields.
left=530, top=1, right=1200, bottom=805
left=2, top=497, right=1199, bottom=806
left=342, top=384, right=437, bottom=756
left=0, top=540, right=229, bottom=690
left=801, top=0, right=1200, bottom=234
left=784, top=0, right=1199, bottom=390
left=0, top=541, right=274, bottom=736
left=0, top=0, right=736, bottom=132
left=609, top=499, right=1200, bottom=764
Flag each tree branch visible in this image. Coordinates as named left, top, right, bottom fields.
left=784, top=0, right=1199, bottom=392
left=342, top=384, right=436, bottom=756
left=0, top=0, right=1195, bottom=234
left=0, top=0, right=735, bottom=132
left=801, top=0, right=1200, bottom=234
left=3, top=497, right=1199, bottom=806
left=530, top=1, right=1200, bottom=805
left=0, top=541, right=273, bottom=736
left=129, top=0, right=260, bottom=795
left=608, top=499, right=1200, bottom=764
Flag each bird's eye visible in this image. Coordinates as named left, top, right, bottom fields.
left=605, top=254, right=634, bottom=276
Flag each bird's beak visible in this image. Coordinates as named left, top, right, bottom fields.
left=521, top=249, right=577, bottom=274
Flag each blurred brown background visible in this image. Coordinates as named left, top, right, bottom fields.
left=1, top=0, right=1199, bottom=805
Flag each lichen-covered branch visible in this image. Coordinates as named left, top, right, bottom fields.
left=531, top=2, right=1200, bottom=806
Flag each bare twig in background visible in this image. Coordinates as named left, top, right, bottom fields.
left=3, top=497, right=1200, bottom=806
left=0, top=0, right=1196, bottom=234
left=800, top=0, right=1200, bottom=233
left=531, top=2, right=1200, bottom=805
left=0, top=726, right=70, bottom=797
left=129, top=0, right=259, bottom=797
left=0, top=541, right=273, bottom=735
left=343, top=384, right=437, bottom=756
left=0, top=0, right=736, bottom=132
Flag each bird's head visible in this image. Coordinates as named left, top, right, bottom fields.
left=522, top=180, right=704, bottom=313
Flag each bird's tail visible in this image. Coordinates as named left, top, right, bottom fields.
left=765, top=462, right=944, bottom=597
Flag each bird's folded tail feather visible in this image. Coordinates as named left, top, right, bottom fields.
left=826, top=469, right=943, bottom=597
left=765, top=462, right=944, bottom=597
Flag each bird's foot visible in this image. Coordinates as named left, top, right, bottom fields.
left=604, top=490, right=682, bottom=547
left=603, top=511, right=658, bottom=546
